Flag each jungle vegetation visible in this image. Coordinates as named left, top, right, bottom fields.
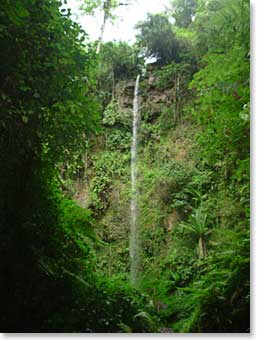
left=0, top=0, right=250, bottom=333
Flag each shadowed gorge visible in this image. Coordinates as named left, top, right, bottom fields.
left=0, top=0, right=250, bottom=333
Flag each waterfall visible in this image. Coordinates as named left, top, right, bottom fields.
left=130, top=74, right=140, bottom=286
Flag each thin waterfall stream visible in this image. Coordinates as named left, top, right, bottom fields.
left=130, top=74, right=140, bottom=286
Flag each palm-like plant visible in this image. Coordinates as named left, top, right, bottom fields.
left=180, top=208, right=211, bottom=258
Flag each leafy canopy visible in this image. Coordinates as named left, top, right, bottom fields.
left=136, top=13, right=180, bottom=65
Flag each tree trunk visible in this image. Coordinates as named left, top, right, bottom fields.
left=96, top=0, right=111, bottom=54
left=111, top=66, right=115, bottom=99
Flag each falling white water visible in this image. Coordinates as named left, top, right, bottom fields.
left=130, top=74, right=140, bottom=286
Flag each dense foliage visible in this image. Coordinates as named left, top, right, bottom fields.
left=0, top=0, right=153, bottom=332
left=170, top=0, right=197, bottom=28
left=84, top=0, right=249, bottom=333
left=0, top=0, right=250, bottom=333
left=136, top=13, right=180, bottom=65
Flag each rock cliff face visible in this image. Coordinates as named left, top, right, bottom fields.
left=115, top=80, right=134, bottom=108
left=69, top=68, right=195, bottom=279
left=116, top=74, right=174, bottom=114
left=74, top=71, right=193, bottom=275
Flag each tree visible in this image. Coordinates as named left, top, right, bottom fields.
left=0, top=0, right=99, bottom=331
left=190, top=0, right=250, bottom=187
left=180, top=208, right=210, bottom=258
left=170, top=0, right=197, bottom=28
left=97, top=41, right=143, bottom=103
left=135, top=13, right=180, bottom=66
left=81, top=0, right=132, bottom=53
left=193, top=0, right=249, bottom=54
